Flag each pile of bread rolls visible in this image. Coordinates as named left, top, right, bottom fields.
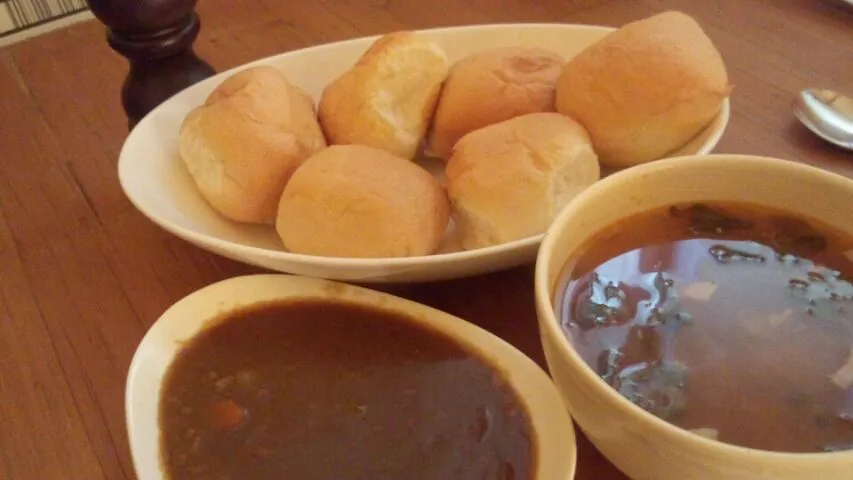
left=178, top=11, right=730, bottom=259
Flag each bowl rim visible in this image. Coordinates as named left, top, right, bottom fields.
left=534, top=153, right=853, bottom=464
left=116, top=21, right=730, bottom=272
left=126, top=273, right=578, bottom=479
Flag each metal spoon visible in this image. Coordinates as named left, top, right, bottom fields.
left=792, top=89, right=853, bottom=150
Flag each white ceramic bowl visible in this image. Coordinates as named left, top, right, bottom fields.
left=117, top=23, right=730, bottom=284
left=126, top=274, right=577, bottom=480
left=534, top=154, right=853, bottom=480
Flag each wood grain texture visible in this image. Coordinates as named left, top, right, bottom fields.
left=0, top=1, right=851, bottom=479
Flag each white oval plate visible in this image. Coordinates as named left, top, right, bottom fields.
left=118, top=23, right=730, bottom=284
left=126, top=274, right=577, bottom=480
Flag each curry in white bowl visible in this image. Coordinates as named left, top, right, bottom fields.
left=126, top=274, right=577, bottom=480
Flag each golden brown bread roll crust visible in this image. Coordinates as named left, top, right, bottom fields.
left=178, top=66, right=327, bottom=225
left=555, top=11, right=731, bottom=168
left=427, top=47, right=565, bottom=160
left=276, top=145, right=450, bottom=258
left=317, top=32, right=449, bottom=160
left=446, top=112, right=600, bottom=250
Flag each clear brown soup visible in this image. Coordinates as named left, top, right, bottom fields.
left=159, top=299, right=535, bottom=480
left=556, top=202, right=853, bottom=453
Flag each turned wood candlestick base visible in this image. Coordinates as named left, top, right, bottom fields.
left=86, top=0, right=216, bottom=128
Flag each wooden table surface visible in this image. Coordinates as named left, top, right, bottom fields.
left=1, top=0, right=851, bottom=478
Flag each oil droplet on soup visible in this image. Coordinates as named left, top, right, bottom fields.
left=556, top=203, right=853, bottom=453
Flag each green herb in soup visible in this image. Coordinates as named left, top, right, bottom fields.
left=557, top=202, right=853, bottom=453
left=159, top=299, right=535, bottom=480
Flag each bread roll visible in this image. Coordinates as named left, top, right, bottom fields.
left=318, top=32, right=449, bottom=160
left=179, top=66, right=327, bottom=224
left=555, top=11, right=731, bottom=168
left=276, top=145, right=450, bottom=258
left=446, top=113, right=599, bottom=250
left=427, top=47, right=564, bottom=160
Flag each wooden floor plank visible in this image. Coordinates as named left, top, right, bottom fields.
left=195, top=0, right=423, bottom=66
left=100, top=211, right=228, bottom=325
left=0, top=41, right=138, bottom=480
left=0, top=52, right=98, bottom=248
left=0, top=184, right=14, bottom=254
left=462, top=0, right=614, bottom=23
left=6, top=24, right=133, bottom=223
left=0, top=55, right=108, bottom=477
left=16, top=232, right=138, bottom=480
left=98, top=214, right=184, bottom=326
left=0, top=251, right=107, bottom=480
left=260, top=0, right=364, bottom=44
left=196, top=20, right=311, bottom=73
left=383, top=0, right=493, bottom=28
left=562, top=0, right=654, bottom=25
left=314, top=0, right=412, bottom=36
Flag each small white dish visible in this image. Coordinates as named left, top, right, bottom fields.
left=118, top=23, right=730, bottom=284
left=126, top=274, right=577, bottom=480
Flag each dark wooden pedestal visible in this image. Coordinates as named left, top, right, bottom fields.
left=85, top=0, right=216, bottom=128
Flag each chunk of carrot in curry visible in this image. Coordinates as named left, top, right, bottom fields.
left=210, top=399, right=244, bottom=431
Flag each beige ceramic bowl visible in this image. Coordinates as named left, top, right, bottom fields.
left=126, top=274, right=577, bottom=480
left=534, top=154, right=853, bottom=480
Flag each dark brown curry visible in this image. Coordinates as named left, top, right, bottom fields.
left=159, top=298, right=535, bottom=479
